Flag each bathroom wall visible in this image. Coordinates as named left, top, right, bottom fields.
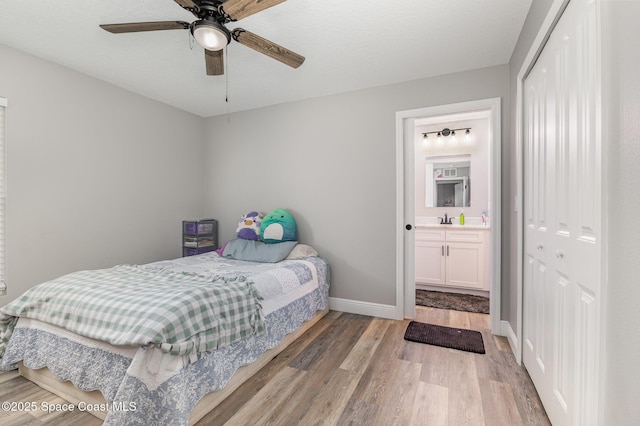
left=414, top=117, right=490, bottom=220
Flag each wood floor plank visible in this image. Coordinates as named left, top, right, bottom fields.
left=288, top=313, right=369, bottom=372
left=475, top=329, right=510, bottom=383
left=198, top=312, right=338, bottom=424
left=479, top=379, right=523, bottom=426
left=499, top=350, right=551, bottom=425
left=468, top=311, right=491, bottom=330
left=337, top=398, right=378, bottom=426
left=447, top=309, right=471, bottom=329
left=31, top=394, right=71, bottom=421
left=0, top=369, right=19, bottom=384
left=349, top=319, right=408, bottom=405
left=417, top=344, right=451, bottom=387
left=446, top=349, right=486, bottom=426
left=297, top=368, right=361, bottom=425
left=411, top=381, right=448, bottom=426
left=224, top=366, right=306, bottom=425
left=415, top=306, right=449, bottom=325
left=0, top=412, right=40, bottom=426
left=340, top=317, right=389, bottom=375
left=249, top=314, right=373, bottom=424
left=0, top=376, right=38, bottom=400
left=372, top=358, right=422, bottom=426
left=493, top=334, right=513, bottom=353
left=0, top=309, right=551, bottom=426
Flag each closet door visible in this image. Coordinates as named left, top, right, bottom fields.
left=522, top=0, right=601, bottom=424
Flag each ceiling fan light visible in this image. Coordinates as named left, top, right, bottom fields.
left=192, top=20, right=230, bottom=51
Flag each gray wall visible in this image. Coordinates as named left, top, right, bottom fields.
left=203, top=65, right=509, bottom=307
left=0, top=43, right=205, bottom=305
left=0, top=42, right=511, bottom=314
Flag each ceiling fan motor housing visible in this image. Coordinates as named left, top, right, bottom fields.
left=189, top=1, right=233, bottom=51
left=191, top=18, right=231, bottom=51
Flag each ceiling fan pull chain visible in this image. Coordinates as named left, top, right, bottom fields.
left=225, top=48, right=229, bottom=103
left=188, top=25, right=194, bottom=50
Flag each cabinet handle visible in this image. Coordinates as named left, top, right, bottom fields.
left=446, top=245, right=449, bottom=256
left=537, top=243, right=544, bottom=251
left=441, top=245, right=444, bottom=256
left=555, top=249, right=565, bottom=259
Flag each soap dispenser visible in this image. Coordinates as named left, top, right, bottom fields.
left=459, top=211, right=465, bottom=225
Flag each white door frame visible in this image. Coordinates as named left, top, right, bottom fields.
left=395, top=97, right=502, bottom=335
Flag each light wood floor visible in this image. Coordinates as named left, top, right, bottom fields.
left=0, top=308, right=550, bottom=425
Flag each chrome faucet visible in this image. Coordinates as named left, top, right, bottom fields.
left=439, top=213, right=454, bottom=225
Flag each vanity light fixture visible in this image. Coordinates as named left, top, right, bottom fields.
left=422, top=127, right=472, bottom=141
left=464, top=128, right=472, bottom=143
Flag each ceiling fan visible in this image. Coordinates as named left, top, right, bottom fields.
left=100, top=0, right=305, bottom=76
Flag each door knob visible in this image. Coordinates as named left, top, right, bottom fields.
left=405, top=224, right=413, bottom=230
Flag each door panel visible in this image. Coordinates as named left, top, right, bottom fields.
left=522, top=0, right=600, bottom=424
left=415, top=240, right=445, bottom=285
left=446, top=242, right=483, bottom=289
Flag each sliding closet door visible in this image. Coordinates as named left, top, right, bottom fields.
left=522, top=0, right=601, bottom=424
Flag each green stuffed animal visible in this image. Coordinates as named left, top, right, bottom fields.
left=260, top=208, right=297, bottom=243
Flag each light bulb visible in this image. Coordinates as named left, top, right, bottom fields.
left=192, top=20, right=230, bottom=51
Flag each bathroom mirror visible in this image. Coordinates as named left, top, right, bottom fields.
left=425, top=155, right=471, bottom=207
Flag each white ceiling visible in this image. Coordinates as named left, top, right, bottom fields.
left=0, top=0, right=532, bottom=118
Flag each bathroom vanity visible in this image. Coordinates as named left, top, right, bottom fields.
left=415, top=224, right=489, bottom=291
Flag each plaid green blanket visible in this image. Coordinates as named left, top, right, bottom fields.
left=0, top=265, right=265, bottom=357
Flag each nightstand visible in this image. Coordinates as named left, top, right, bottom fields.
left=182, top=219, right=218, bottom=256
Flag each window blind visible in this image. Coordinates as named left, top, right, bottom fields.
left=0, top=97, right=6, bottom=292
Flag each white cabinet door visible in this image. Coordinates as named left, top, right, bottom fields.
left=445, top=229, right=486, bottom=290
left=446, top=241, right=484, bottom=289
left=415, top=240, right=445, bottom=285
left=415, top=230, right=446, bottom=285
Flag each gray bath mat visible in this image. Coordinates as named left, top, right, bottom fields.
left=416, top=289, right=489, bottom=314
left=404, top=321, right=485, bottom=354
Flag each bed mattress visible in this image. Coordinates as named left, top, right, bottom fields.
left=0, top=252, right=330, bottom=425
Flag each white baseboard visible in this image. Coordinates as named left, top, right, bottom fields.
left=329, top=297, right=399, bottom=320
left=500, top=320, right=520, bottom=362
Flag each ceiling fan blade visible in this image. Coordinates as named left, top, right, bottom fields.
left=174, top=0, right=199, bottom=11
left=232, top=29, right=304, bottom=69
left=221, top=0, right=286, bottom=21
left=100, top=21, right=190, bottom=34
left=205, top=49, right=225, bottom=76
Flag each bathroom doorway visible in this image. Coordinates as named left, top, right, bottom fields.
left=395, top=98, right=501, bottom=334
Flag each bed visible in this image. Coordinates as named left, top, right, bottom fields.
left=0, top=247, right=330, bottom=425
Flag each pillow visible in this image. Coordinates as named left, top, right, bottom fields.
left=235, top=211, right=264, bottom=241
left=285, top=244, right=319, bottom=259
left=260, top=208, right=297, bottom=244
left=215, top=241, right=229, bottom=256
left=222, top=239, right=298, bottom=263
